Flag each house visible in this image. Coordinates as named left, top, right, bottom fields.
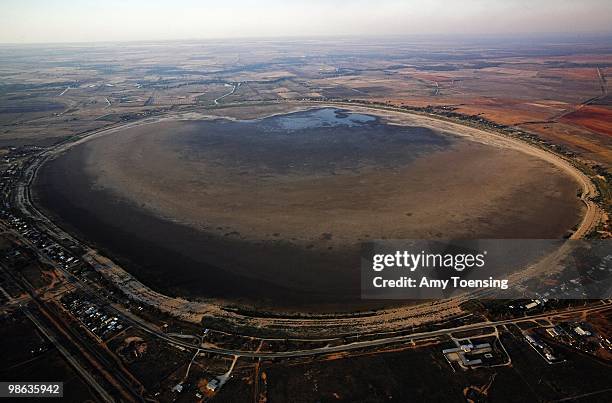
left=574, top=326, right=591, bottom=336
left=206, top=378, right=220, bottom=392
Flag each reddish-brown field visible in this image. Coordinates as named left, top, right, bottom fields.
left=540, top=68, right=600, bottom=81
left=561, top=105, right=612, bottom=136
left=525, top=122, right=612, bottom=166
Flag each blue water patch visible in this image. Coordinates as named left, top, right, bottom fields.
left=268, top=108, right=377, bottom=131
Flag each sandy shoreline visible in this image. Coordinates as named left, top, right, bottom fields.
left=32, top=104, right=586, bottom=312
left=27, top=102, right=601, bottom=330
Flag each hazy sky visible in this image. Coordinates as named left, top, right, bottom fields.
left=1, top=0, right=611, bottom=44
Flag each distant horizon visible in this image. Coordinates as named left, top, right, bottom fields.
left=1, top=31, right=611, bottom=47
left=1, top=0, right=611, bottom=45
